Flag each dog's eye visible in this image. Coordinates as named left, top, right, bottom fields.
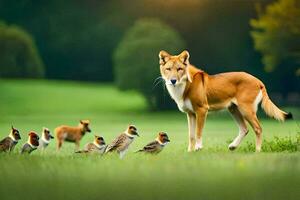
left=177, top=68, right=183, bottom=72
left=166, top=68, right=171, bottom=71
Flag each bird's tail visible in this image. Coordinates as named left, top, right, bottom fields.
left=75, top=150, right=88, bottom=153
left=135, top=149, right=144, bottom=153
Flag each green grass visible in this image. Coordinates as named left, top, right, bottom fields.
left=0, top=79, right=299, bottom=200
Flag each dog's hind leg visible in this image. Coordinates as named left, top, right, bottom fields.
left=57, top=139, right=63, bottom=151
left=228, top=104, right=249, bottom=151
left=238, top=104, right=263, bottom=152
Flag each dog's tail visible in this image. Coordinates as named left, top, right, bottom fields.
left=261, top=85, right=293, bottom=121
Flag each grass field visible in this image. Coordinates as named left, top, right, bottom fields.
left=0, top=79, right=299, bottom=200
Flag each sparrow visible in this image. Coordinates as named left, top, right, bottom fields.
left=76, top=135, right=107, bottom=154
left=21, top=131, right=39, bottom=154
left=136, top=132, right=170, bottom=154
left=105, top=125, right=139, bottom=158
left=39, top=127, right=54, bottom=150
left=0, top=126, right=21, bottom=152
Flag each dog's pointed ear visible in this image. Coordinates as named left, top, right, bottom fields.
left=159, top=50, right=170, bottom=65
left=80, top=120, right=83, bottom=124
left=179, top=50, right=190, bottom=66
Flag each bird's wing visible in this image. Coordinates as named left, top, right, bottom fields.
left=21, top=143, right=30, bottom=154
left=141, top=141, right=160, bottom=152
left=105, top=134, right=126, bottom=153
left=0, top=138, right=10, bottom=151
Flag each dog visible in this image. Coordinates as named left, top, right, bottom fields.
left=21, top=131, right=39, bottom=154
left=105, top=125, right=139, bottom=158
left=76, top=135, right=106, bottom=154
left=159, top=50, right=292, bottom=152
left=55, top=120, right=91, bottom=151
left=0, top=126, right=21, bottom=152
left=136, top=132, right=170, bottom=154
left=39, top=127, right=54, bottom=150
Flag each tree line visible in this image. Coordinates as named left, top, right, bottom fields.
left=0, top=0, right=299, bottom=109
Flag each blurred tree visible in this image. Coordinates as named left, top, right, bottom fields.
left=0, top=21, right=44, bottom=78
left=251, top=0, right=300, bottom=94
left=113, top=18, right=186, bottom=110
left=0, top=0, right=123, bottom=81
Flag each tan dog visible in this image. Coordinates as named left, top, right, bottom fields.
left=159, top=50, right=292, bottom=152
left=55, top=120, right=91, bottom=151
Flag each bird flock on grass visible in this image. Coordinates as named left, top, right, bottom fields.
left=0, top=120, right=170, bottom=159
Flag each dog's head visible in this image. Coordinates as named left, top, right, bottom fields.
left=159, top=50, right=190, bottom=86
left=79, top=120, right=91, bottom=133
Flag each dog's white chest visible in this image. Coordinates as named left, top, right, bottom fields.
left=166, top=83, right=193, bottom=113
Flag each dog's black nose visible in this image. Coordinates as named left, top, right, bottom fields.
left=171, top=79, right=177, bottom=85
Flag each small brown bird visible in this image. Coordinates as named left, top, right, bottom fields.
left=105, top=125, right=139, bottom=159
left=136, top=132, right=170, bottom=154
left=0, top=126, right=21, bottom=152
left=55, top=120, right=91, bottom=151
left=21, top=131, right=39, bottom=154
left=76, top=135, right=106, bottom=154
left=39, top=127, right=54, bottom=150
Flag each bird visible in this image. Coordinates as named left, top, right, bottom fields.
left=136, top=132, right=170, bottom=154
left=0, top=126, right=21, bottom=152
left=76, top=135, right=107, bottom=154
left=105, top=125, right=139, bottom=159
left=21, top=131, right=39, bottom=154
left=39, top=127, right=54, bottom=150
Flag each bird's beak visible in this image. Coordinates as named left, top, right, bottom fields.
left=135, top=132, right=140, bottom=137
left=165, top=139, right=170, bottom=142
left=50, top=135, right=54, bottom=139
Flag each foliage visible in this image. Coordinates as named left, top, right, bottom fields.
left=113, top=18, right=186, bottom=110
left=0, top=21, right=44, bottom=78
left=239, top=133, right=300, bottom=152
left=251, top=0, right=300, bottom=73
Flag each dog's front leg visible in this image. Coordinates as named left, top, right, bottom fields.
left=195, top=107, right=208, bottom=151
left=187, top=113, right=196, bottom=152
